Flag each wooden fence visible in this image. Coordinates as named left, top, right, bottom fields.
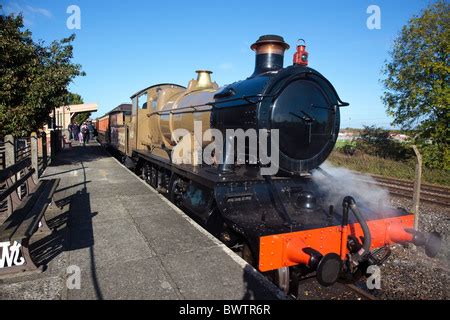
left=0, top=142, right=5, bottom=170
left=0, top=132, right=56, bottom=219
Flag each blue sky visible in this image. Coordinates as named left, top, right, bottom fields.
left=2, top=0, right=433, bottom=128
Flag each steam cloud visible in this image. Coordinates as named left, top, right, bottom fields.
left=312, top=162, right=391, bottom=214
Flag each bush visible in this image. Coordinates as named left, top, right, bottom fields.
left=341, top=144, right=356, bottom=156
left=335, top=126, right=448, bottom=171
left=420, top=143, right=449, bottom=170
left=355, top=126, right=413, bottom=161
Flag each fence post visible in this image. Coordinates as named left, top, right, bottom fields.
left=5, top=135, right=15, bottom=168
left=42, top=131, right=48, bottom=170
left=4, top=135, right=15, bottom=216
left=50, top=130, right=56, bottom=158
left=31, top=132, right=39, bottom=181
left=412, top=145, right=422, bottom=231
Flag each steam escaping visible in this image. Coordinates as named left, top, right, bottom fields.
left=312, top=162, right=391, bottom=214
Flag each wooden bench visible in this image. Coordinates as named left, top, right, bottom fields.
left=0, top=158, right=60, bottom=276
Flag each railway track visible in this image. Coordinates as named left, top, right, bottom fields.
left=344, top=284, right=377, bottom=300
left=293, top=277, right=377, bottom=300
left=356, top=174, right=450, bottom=207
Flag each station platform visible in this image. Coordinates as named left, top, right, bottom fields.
left=0, top=142, right=284, bottom=300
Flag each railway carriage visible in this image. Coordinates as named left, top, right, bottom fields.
left=96, top=114, right=110, bottom=145
left=96, top=104, right=132, bottom=157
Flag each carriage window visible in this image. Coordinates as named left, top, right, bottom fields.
left=151, top=99, right=157, bottom=111
left=138, top=92, right=148, bottom=109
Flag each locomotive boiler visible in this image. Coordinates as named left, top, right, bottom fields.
left=98, top=35, right=442, bottom=293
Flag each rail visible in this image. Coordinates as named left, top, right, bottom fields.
left=344, top=284, right=377, bottom=300
left=15, top=137, right=31, bottom=162
left=146, top=94, right=269, bottom=118
left=356, top=174, right=450, bottom=207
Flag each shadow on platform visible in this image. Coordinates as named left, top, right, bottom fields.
left=30, top=144, right=104, bottom=299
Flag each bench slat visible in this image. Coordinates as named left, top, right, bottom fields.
left=0, top=158, right=32, bottom=182
left=0, top=181, right=47, bottom=242
left=13, top=181, right=56, bottom=240
left=24, top=179, right=60, bottom=238
left=0, top=170, right=34, bottom=203
left=0, top=179, right=59, bottom=242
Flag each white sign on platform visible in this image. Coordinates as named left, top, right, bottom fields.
left=0, top=241, right=25, bottom=268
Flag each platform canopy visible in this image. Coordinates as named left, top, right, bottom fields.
left=51, top=103, right=98, bottom=130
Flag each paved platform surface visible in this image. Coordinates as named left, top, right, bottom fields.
left=0, top=142, right=283, bottom=300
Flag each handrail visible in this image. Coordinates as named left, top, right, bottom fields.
left=146, top=94, right=272, bottom=118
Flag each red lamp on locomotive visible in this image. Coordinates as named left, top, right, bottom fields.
left=293, top=39, right=309, bottom=66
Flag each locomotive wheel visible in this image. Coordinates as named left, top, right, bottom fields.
left=265, top=267, right=290, bottom=295
left=141, top=164, right=149, bottom=181
left=205, top=204, right=224, bottom=238
left=242, top=243, right=291, bottom=295
left=242, top=242, right=255, bottom=266
left=150, top=166, right=158, bottom=188
left=169, top=176, right=185, bottom=208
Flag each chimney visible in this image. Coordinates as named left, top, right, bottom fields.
left=250, top=35, right=290, bottom=77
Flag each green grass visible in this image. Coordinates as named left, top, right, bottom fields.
left=334, top=140, right=356, bottom=149
left=328, top=150, right=450, bottom=186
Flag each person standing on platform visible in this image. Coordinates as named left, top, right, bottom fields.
left=81, top=122, right=89, bottom=146
left=87, top=121, right=95, bottom=141
left=73, top=123, right=80, bottom=143
left=68, top=123, right=73, bottom=140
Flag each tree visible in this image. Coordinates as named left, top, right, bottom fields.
left=0, top=9, right=85, bottom=138
left=67, top=92, right=84, bottom=105
left=381, top=1, right=449, bottom=169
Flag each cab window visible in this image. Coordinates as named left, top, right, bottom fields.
left=138, top=92, right=148, bottom=109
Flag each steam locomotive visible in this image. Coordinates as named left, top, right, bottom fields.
left=96, top=35, right=441, bottom=294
